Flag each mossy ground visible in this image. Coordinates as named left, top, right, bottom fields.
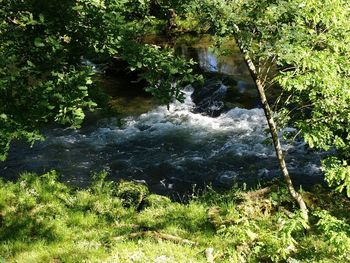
left=0, top=171, right=349, bottom=262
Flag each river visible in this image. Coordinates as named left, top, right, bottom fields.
left=0, top=36, right=324, bottom=195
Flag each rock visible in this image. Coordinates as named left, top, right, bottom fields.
left=115, top=180, right=149, bottom=208
left=191, top=79, right=228, bottom=117
left=105, top=57, right=130, bottom=75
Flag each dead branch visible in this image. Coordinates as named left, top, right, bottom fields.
left=115, top=231, right=198, bottom=246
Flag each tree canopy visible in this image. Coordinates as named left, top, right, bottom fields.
left=194, top=0, right=350, bottom=196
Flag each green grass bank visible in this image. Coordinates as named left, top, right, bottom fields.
left=0, top=171, right=349, bottom=262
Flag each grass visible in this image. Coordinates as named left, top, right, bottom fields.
left=0, top=171, right=349, bottom=262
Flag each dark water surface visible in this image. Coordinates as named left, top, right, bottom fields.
left=0, top=36, right=324, bottom=195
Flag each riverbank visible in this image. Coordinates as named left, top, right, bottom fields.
left=1, top=171, right=349, bottom=262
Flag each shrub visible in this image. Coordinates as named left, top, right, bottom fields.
left=115, top=181, right=149, bottom=208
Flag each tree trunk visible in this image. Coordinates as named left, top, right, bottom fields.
left=233, top=26, right=309, bottom=222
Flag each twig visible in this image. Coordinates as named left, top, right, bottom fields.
left=245, top=187, right=272, bottom=199
left=115, top=231, right=198, bottom=246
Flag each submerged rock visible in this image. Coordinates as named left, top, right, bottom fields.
left=191, top=79, right=228, bottom=117
left=191, top=76, right=259, bottom=117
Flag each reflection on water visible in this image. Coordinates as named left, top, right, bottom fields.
left=177, top=44, right=252, bottom=81
left=146, top=34, right=254, bottom=82
left=175, top=35, right=259, bottom=110
left=97, top=75, right=158, bottom=116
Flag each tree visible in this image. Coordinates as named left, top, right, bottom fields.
left=0, top=0, right=96, bottom=160
left=195, top=0, right=350, bottom=212
left=233, top=26, right=309, bottom=222
left=194, top=0, right=310, bottom=220
left=232, top=0, right=350, bottom=197
left=269, top=0, right=350, bottom=197
left=0, top=0, right=126, bottom=160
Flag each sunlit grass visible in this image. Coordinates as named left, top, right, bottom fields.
left=0, top=171, right=349, bottom=262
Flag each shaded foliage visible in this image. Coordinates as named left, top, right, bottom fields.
left=0, top=0, right=198, bottom=160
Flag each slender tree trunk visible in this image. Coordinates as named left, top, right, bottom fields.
left=233, top=26, right=309, bottom=222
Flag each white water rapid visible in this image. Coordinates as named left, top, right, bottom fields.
left=0, top=87, right=324, bottom=195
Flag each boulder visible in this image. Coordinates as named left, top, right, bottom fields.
left=191, top=79, right=229, bottom=117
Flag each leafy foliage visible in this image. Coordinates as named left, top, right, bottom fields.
left=0, top=1, right=102, bottom=160
left=195, top=0, right=350, bottom=195
left=122, top=43, right=199, bottom=104
left=314, top=210, right=350, bottom=260
left=0, top=0, right=198, bottom=160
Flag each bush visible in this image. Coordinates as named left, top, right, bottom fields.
left=115, top=181, right=149, bottom=208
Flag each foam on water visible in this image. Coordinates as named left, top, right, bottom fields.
left=0, top=88, right=324, bottom=194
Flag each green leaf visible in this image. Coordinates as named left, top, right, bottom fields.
left=34, top=38, right=45, bottom=47
left=27, top=60, right=35, bottom=67
left=39, top=14, right=45, bottom=23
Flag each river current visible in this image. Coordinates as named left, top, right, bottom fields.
left=0, top=37, right=325, bottom=195
left=0, top=87, right=323, bottom=195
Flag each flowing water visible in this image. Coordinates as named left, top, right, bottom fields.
left=0, top=37, right=324, bottom=195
